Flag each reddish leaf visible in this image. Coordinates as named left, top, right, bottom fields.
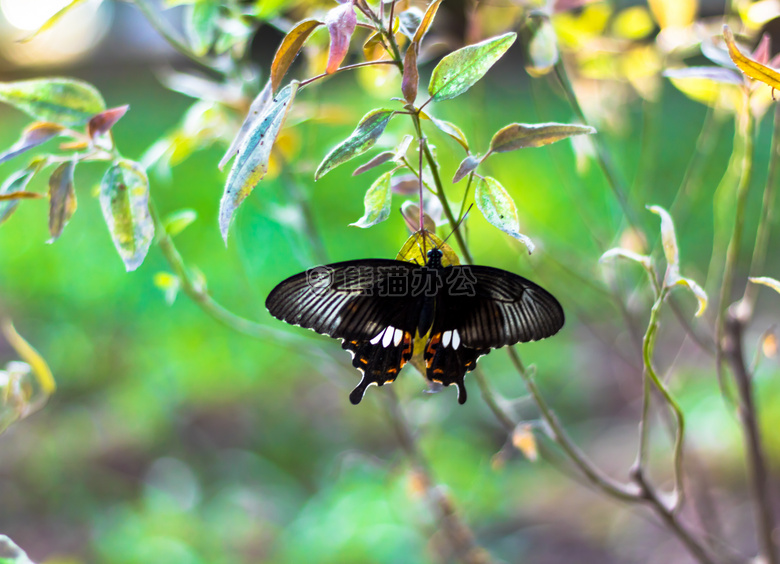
left=47, top=159, right=77, bottom=242
left=353, top=151, right=395, bottom=176
left=271, top=19, right=323, bottom=92
left=0, top=122, right=63, bottom=165
left=402, top=45, right=419, bottom=104
left=325, top=3, right=357, bottom=74
left=88, top=105, right=129, bottom=140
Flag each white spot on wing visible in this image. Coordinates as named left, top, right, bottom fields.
left=442, top=330, right=452, bottom=348
left=452, top=329, right=461, bottom=350
left=382, top=326, right=395, bottom=348
left=393, top=328, right=403, bottom=347
left=370, top=329, right=385, bottom=345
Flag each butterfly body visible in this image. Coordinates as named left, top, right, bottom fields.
left=266, top=249, right=564, bottom=404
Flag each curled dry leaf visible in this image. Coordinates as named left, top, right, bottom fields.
left=668, top=273, right=708, bottom=317
left=647, top=205, right=679, bottom=274
left=723, top=25, right=780, bottom=91
left=749, top=276, right=780, bottom=295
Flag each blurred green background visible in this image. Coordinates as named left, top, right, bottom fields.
left=2, top=1, right=780, bottom=563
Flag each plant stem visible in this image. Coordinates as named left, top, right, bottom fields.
left=724, top=312, right=777, bottom=564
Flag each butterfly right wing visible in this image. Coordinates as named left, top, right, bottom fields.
left=265, top=259, right=422, bottom=403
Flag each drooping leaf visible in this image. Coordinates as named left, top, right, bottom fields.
left=315, top=109, right=395, bottom=179
left=0, top=157, right=47, bottom=225
left=219, top=80, right=273, bottom=171
left=87, top=105, right=129, bottom=140
left=271, top=19, right=323, bottom=92
left=22, top=0, right=86, bottom=42
left=185, top=0, right=219, bottom=56
left=474, top=176, right=534, bottom=253
left=325, top=2, right=357, bottom=74
left=220, top=81, right=298, bottom=242
left=163, top=209, right=198, bottom=236
left=402, top=45, right=419, bottom=104
left=350, top=171, right=392, bottom=228
left=525, top=16, right=559, bottom=77
left=599, top=248, right=653, bottom=270
left=47, top=159, right=77, bottom=243
left=489, top=122, right=596, bottom=154
left=0, top=78, right=105, bottom=127
left=0, top=321, right=56, bottom=395
left=667, top=272, right=708, bottom=317
left=647, top=205, right=679, bottom=275
left=99, top=161, right=155, bottom=271
left=353, top=151, right=395, bottom=176
left=413, top=0, right=443, bottom=45
left=428, top=32, right=516, bottom=102
left=421, top=112, right=469, bottom=152
left=453, top=155, right=479, bottom=183
left=723, top=25, right=780, bottom=91
left=750, top=276, right=780, bottom=295
left=0, top=122, right=63, bottom=165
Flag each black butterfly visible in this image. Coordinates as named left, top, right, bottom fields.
left=265, top=248, right=564, bottom=404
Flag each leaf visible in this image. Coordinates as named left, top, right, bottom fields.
left=599, top=248, right=653, bottom=270
left=0, top=157, right=47, bottom=225
left=428, top=32, right=516, bottom=102
left=512, top=423, right=538, bottom=462
left=525, top=16, right=559, bottom=77
left=453, top=155, right=479, bottom=183
left=489, top=122, right=596, bottom=154
left=647, top=205, right=679, bottom=274
left=185, top=0, right=219, bottom=56
left=667, top=273, right=708, bottom=317
left=87, top=105, right=129, bottom=140
left=0, top=78, right=105, bottom=127
left=0, top=320, right=56, bottom=395
left=220, top=81, right=298, bottom=242
left=21, top=0, right=86, bottom=42
left=401, top=200, right=437, bottom=233
left=47, top=159, right=77, bottom=243
left=749, top=276, right=780, bottom=295
left=325, top=2, right=357, bottom=74
left=402, top=45, right=419, bottom=104
left=163, top=209, right=198, bottom=236
left=397, top=8, right=424, bottom=40
left=350, top=171, right=392, bottom=228
left=219, top=79, right=273, bottom=171
left=315, top=109, right=395, bottom=180
left=100, top=161, right=155, bottom=271
left=723, top=25, right=780, bottom=90
left=663, top=67, right=742, bottom=85
left=422, top=112, right=469, bottom=151
left=271, top=19, right=323, bottom=92
left=0, top=122, right=63, bottom=165
left=353, top=151, right=395, bottom=176
left=474, top=176, right=534, bottom=253
left=0, top=192, right=43, bottom=202
left=413, top=0, right=443, bottom=45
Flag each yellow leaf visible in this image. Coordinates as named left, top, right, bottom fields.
left=668, top=274, right=708, bottom=317
left=0, top=320, right=55, bottom=395
left=749, top=276, right=780, bottom=295
left=648, top=0, right=697, bottom=28
left=723, top=25, right=780, bottom=91
left=512, top=423, right=538, bottom=462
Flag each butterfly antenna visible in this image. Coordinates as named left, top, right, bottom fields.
left=441, top=204, right=473, bottom=247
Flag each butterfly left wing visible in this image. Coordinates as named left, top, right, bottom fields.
left=424, top=265, right=564, bottom=404
left=266, top=259, right=422, bottom=404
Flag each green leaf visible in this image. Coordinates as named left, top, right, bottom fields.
left=315, top=109, right=395, bottom=180
left=350, top=171, right=392, bottom=228
left=186, top=0, right=219, bottom=56
left=154, top=272, right=181, bottom=305
left=422, top=112, right=469, bottom=152
left=428, top=32, right=516, bottom=102
left=99, top=161, right=155, bottom=271
left=0, top=122, right=63, bottom=165
left=163, top=209, right=198, bottom=237
left=0, top=157, right=47, bottom=226
left=220, top=81, right=298, bottom=243
left=47, top=159, right=77, bottom=243
left=0, top=78, right=105, bottom=127
left=474, top=176, right=534, bottom=253
left=489, top=122, right=596, bottom=154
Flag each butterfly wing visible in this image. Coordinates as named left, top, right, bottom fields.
left=424, top=265, right=564, bottom=403
left=265, top=259, right=422, bottom=404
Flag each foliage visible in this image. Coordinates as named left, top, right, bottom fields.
left=1, top=0, right=780, bottom=563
